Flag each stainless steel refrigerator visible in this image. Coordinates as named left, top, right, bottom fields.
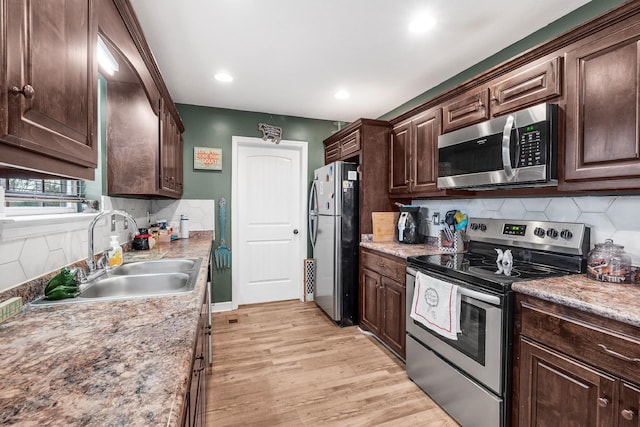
left=308, top=161, right=359, bottom=326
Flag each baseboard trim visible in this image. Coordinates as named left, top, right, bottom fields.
left=211, top=301, right=233, bottom=312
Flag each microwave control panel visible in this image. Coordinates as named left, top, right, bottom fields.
left=515, top=122, right=547, bottom=168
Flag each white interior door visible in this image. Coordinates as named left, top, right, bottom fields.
left=232, top=137, right=308, bottom=307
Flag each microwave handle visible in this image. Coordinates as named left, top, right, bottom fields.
left=502, top=114, right=515, bottom=181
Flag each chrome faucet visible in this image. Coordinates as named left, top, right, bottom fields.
left=87, top=209, right=138, bottom=273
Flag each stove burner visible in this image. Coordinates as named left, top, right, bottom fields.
left=468, top=266, right=522, bottom=278
left=463, top=253, right=486, bottom=262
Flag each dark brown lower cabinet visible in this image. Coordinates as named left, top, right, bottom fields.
left=519, top=338, right=617, bottom=426
left=359, top=248, right=406, bottom=359
left=182, top=288, right=209, bottom=427
left=515, top=293, right=640, bottom=427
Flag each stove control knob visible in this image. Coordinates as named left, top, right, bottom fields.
left=560, top=229, right=573, bottom=240
left=534, top=227, right=546, bottom=238
left=470, top=223, right=479, bottom=231
left=479, top=223, right=487, bottom=232
left=546, top=228, right=558, bottom=238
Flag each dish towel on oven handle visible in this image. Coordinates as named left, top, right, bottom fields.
left=410, top=271, right=462, bottom=340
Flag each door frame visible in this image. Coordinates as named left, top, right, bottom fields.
left=231, top=136, right=308, bottom=309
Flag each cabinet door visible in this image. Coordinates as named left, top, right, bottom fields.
left=2, top=0, right=97, bottom=176
left=360, top=268, right=382, bottom=335
left=411, top=109, right=442, bottom=195
left=340, top=130, right=361, bottom=158
left=564, top=21, right=640, bottom=189
left=324, top=141, right=340, bottom=164
left=442, top=88, right=489, bottom=133
left=490, top=56, right=562, bottom=116
left=619, top=382, right=640, bottom=427
left=389, top=122, right=411, bottom=194
left=519, top=338, right=617, bottom=427
left=380, top=277, right=405, bottom=358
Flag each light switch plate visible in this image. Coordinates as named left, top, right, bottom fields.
left=432, top=212, right=440, bottom=225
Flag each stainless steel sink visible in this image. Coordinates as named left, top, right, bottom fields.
left=31, top=258, right=202, bottom=305
left=110, top=259, right=196, bottom=275
left=79, top=273, right=190, bottom=298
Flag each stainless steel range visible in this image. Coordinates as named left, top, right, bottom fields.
left=406, top=218, right=590, bottom=427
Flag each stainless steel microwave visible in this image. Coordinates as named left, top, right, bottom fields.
left=437, top=103, right=558, bottom=189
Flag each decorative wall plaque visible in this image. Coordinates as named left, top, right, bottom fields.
left=194, top=147, right=222, bottom=170
left=258, top=123, right=282, bottom=144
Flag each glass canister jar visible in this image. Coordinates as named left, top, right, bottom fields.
left=587, top=239, right=631, bottom=283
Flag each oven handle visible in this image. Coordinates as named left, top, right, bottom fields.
left=407, top=267, right=501, bottom=306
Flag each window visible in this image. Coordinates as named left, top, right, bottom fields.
left=1, top=178, right=86, bottom=216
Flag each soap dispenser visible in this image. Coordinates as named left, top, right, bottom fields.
left=107, top=235, right=123, bottom=267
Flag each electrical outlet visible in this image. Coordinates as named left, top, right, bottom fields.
left=124, top=217, right=129, bottom=230
left=432, top=212, right=440, bottom=225
left=111, top=214, right=116, bottom=232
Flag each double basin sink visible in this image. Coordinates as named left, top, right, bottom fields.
left=32, top=258, right=202, bottom=305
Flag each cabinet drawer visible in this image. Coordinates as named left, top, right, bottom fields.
left=520, top=301, right=640, bottom=385
left=340, top=131, right=361, bottom=157
left=361, top=250, right=405, bottom=283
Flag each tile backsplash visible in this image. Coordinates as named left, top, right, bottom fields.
left=0, top=197, right=215, bottom=293
left=412, top=195, right=640, bottom=265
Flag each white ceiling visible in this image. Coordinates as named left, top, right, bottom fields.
left=129, top=0, right=591, bottom=123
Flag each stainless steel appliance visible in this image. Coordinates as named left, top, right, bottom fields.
left=308, top=161, right=359, bottom=325
left=438, top=103, right=558, bottom=189
left=406, top=218, right=590, bottom=427
left=397, top=205, right=428, bottom=244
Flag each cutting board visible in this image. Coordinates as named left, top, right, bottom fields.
left=372, top=212, right=398, bottom=242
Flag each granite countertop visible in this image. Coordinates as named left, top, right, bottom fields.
left=360, top=240, right=447, bottom=259
left=0, top=235, right=213, bottom=426
left=513, top=275, right=640, bottom=328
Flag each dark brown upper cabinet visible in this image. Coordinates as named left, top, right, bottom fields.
left=489, top=56, right=562, bottom=116
left=563, top=17, right=640, bottom=191
left=390, top=108, right=445, bottom=197
left=323, top=130, right=360, bottom=164
left=0, top=0, right=98, bottom=179
left=442, top=88, right=489, bottom=133
left=322, top=119, right=393, bottom=235
left=100, top=0, right=184, bottom=198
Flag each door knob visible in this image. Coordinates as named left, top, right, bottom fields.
left=293, top=229, right=299, bottom=235
left=10, top=84, right=35, bottom=100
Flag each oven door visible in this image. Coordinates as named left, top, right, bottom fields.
left=406, top=268, right=505, bottom=395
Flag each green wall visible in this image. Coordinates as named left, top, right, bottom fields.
left=379, top=0, right=628, bottom=121
left=177, top=104, right=337, bottom=302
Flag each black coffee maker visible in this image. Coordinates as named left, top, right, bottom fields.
left=397, top=205, right=428, bottom=244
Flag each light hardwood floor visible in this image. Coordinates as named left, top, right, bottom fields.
left=207, top=300, right=458, bottom=426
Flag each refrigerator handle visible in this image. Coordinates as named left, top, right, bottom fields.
left=308, top=181, right=319, bottom=248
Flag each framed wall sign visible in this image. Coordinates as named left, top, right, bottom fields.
left=194, top=147, right=222, bottom=170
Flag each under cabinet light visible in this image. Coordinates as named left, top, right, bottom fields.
left=97, top=36, right=119, bottom=75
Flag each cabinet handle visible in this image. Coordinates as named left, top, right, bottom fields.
left=597, top=397, right=609, bottom=407
left=478, top=99, right=484, bottom=108
left=9, top=84, right=35, bottom=100
left=597, top=344, right=640, bottom=362
left=491, top=95, right=498, bottom=102
left=377, top=262, right=385, bottom=268
left=621, top=409, right=635, bottom=421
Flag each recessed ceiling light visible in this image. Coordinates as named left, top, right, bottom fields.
left=214, top=72, right=233, bottom=83
left=334, top=90, right=350, bottom=100
left=409, top=14, right=436, bottom=33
